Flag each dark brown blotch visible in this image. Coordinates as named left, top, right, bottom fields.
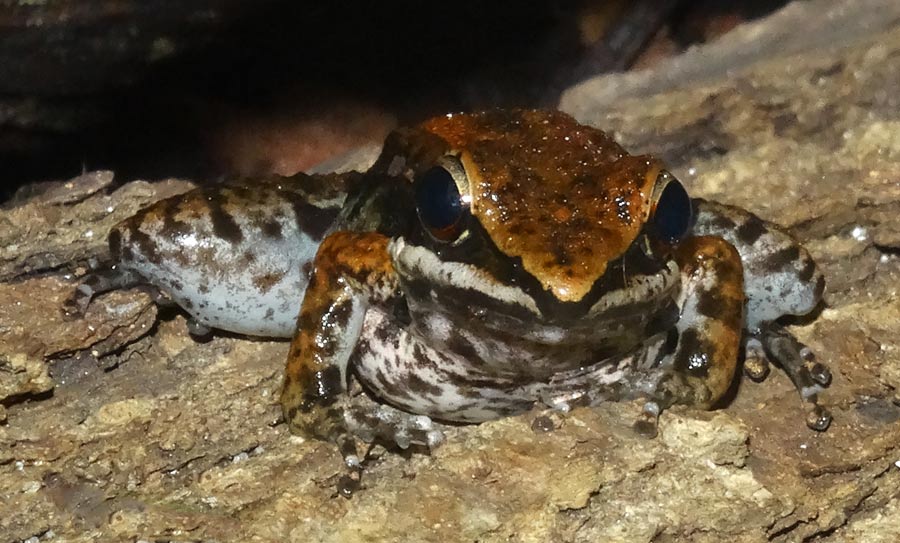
left=766, top=245, right=801, bottom=273
left=329, top=298, right=354, bottom=328
left=708, top=214, right=737, bottom=231
left=735, top=215, right=766, bottom=245
left=260, top=218, right=283, bottom=240
left=373, top=321, right=394, bottom=345
left=798, top=256, right=817, bottom=282
left=161, top=205, right=194, bottom=244
left=301, top=261, right=314, bottom=280
left=302, top=365, right=343, bottom=407
left=252, top=271, right=285, bottom=294
left=371, top=367, right=414, bottom=400
left=445, top=332, right=480, bottom=362
left=550, top=244, right=571, bottom=266
left=128, top=226, right=161, bottom=264
left=293, top=201, right=340, bottom=241
left=297, top=311, right=316, bottom=335
left=439, top=370, right=509, bottom=396
left=404, top=371, right=444, bottom=398
left=208, top=193, right=244, bottom=244
left=696, top=289, right=743, bottom=323
left=814, top=274, right=826, bottom=299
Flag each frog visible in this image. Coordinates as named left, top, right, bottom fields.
left=66, top=109, right=832, bottom=469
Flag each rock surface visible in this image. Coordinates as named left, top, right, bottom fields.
left=3, top=1, right=900, bottom=541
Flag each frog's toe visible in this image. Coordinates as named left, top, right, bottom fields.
left=632, top=401, right=661, bottom=438
left=62, top=283, right=94, bottom=319
left=62, top=267, right=145, bottom=320
left=186, top=317, right=213, bottom=339
left=539, top=388, right=591, bottom=413
left=756, top=322, right=833, bottom=431
left=744, top=356, right=771, bottom=381
left=743, top=337, right=771, bottom=381
left=806, top=404, right=832, bottom=431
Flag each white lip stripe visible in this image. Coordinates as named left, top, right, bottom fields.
left=390, top=237, right=680, bottom=317
left=588, top=260, right=680, bottom=315
left=389, top=237, right=542, bottom=315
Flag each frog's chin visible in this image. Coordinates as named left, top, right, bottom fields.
left=389, top=237, right=679, bottom=321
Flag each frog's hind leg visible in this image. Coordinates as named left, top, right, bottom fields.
left=64, top=262, right=216, bottom=339
left=68, top=180, right=342, bottom=338
left=690, top=199, right=825, bottom=331
left=691, top=198, right=832, bottom=430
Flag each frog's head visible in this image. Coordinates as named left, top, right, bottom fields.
left=381, top=109, right=692, bottom=323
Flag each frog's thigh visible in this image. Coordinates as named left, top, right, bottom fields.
left=691, top=198, right=824, bottom=330
left=352, top=310, right=533, bottom=423
left=658, top=236, right=745, bottom=407
left=108, top=185, right=337, bottom=337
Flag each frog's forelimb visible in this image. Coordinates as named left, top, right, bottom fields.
left=280, top=232, right=445, bottom=457
left=659, top=236, right=746, bottom=404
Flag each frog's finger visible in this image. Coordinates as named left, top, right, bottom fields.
left=280, top=231, right=399, bottom=442
left=344, top=401, right=446, bottom=450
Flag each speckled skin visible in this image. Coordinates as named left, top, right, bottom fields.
left=69, top=110, right=832, bottom=464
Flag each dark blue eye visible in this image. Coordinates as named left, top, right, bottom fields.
left=415, top=166, right=466, bottom=241
left=652, top=179, right=692, bottom=243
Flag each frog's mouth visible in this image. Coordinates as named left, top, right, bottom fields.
left=389, top=237, right=679, bottom=324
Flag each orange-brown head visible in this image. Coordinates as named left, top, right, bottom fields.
left=386, top=109, right=670, bottom=304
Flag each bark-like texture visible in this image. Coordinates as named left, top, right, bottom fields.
left=3, top=1, right=900, bottom=541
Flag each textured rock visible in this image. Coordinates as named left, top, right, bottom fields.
left=2, top=1, right=900, bottom=542
left=0, top=172, right=194, bottom=281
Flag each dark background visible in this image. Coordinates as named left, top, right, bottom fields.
left=0, top=0, right=790, bottom=200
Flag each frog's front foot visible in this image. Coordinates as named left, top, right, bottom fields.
left=282, top=386, right=444, bottom=455
left=345, top=400, right=445, bottom=451
left=753, top=323, right=833, bottom=431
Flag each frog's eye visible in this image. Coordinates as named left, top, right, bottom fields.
left=651, top=178, right=692, bottom=243
left=415, top=165, right=468, bottom=242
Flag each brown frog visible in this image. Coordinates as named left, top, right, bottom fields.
left=68, top=109, right=832, bottom=473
